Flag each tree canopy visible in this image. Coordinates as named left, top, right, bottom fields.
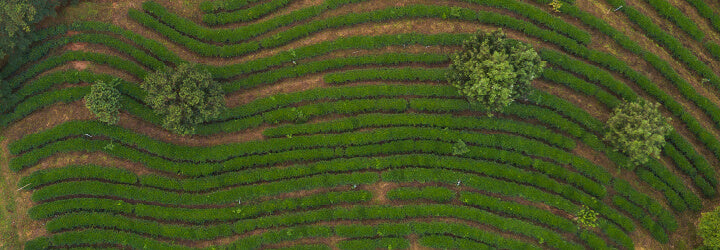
left=0, top=0, right=70, bottom=58
left=141, top=63, right=225, bottom=135
left=603, top=99, right=673, bottom=168
left=447, top=29, right=545, bottom=113
left=85, top=79, right=121, bottom=125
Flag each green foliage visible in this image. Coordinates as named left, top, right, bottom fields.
left=452, top=139, right=470, bottom=155
left=576, top=205, right=598, bottom=228
left=604, top=99, right=672, bottom=168
left=447, top=29, right=545, bottom=112
left=0, top=0, right=36, bottom=58
left=85, top=79, right=121, bottom=125
left=699, top=207, right=720, bottom=249
left=141, top=63, right=225, bottom=135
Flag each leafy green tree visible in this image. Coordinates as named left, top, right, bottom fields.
left=141, top=63, right=225, bottom=135
left=0, top=0, right=71, bottom=58
left=604, top=99, right=672, bottom=168
left=447, top=29, right=545, bottom=113
left=699, top=206, right=720, bottom=249
left=85, top=79, right=121, bottom=125
left=0, top=0, right=36, bottom=58
left=576, top=205, right=598, bottom=228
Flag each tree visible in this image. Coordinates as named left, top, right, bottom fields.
left=0, top=0, right=36, bottom=58
left=0, top=0, right=70, bottom=58
left=85, top=79, right=121, bottom=125
left=447, top=29, right=545, bottom=113
left=604, top=99, right=672, bottom=168
left=699, top=206, right=720, bottom=249
left=141, top=63, right=225, bottom=135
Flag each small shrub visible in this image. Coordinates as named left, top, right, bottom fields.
left=576, top=205, right=598, bottom=228
left=447, top=29, right=545, bottom=113
left=452, top=139, right=470, bottom=155
left=84, top=79, right=121, bottom=125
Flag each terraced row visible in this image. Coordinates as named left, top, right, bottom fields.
left=6, top=0, right=720, bottom=248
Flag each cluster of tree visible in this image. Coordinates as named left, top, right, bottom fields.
left=0, top=0, right=76, bottom=59
left=448, top=30, right=672, bottom=169
left=85, top=63, right=225, bottom=135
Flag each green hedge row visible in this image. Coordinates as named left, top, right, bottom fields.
left=636, top=168, right=687, bottom=212
left=645, top=159, right=702, bottom=211
left=324, top=67, right=448, bottom=84
left=338, top=237, right=409, bottom=250
left=540, top=49, right=636, bottom=102
left=13, top=126, right=609, bottom=199
left=27, top=218, right=541, bottom=249
left=25, top=228, right=192, bottom=250
left=640, top=0, right=704, bottom=41
left=407, top=98, right=613, bottom=184
left=133, top=3, right=588, bottom=58
left=418, top=235, right=491, bottom=249
left=386, top=186, right=455, bottom=203
left=47, top=212, right=235, bottom=240
left=384, top=168, right=628, bottom=249
left=541, top=42, right=717, bottom=191
left=222, top=53, right=449, bottom=92
left=663, top=143, right=716, bottom=197
left=19, top=165, right=137, bottom=190
left=214, top=84, right=456, bottom=121
left=147, top=0, right=588, bottom=46
left=1, top=21, right=182, bottom=86
left=410, top=221, right=540, bottom=249
left=129, top=8, right=259, bottom=57
left=45, top=203, right=582, bottom=249
left=202, top=0, right=292, bottom=25
left=3, top=70, right=143, bottom=115
left=6, top=51, right=146, bottom=91
left=617, top=1, right=720, bottom=93
left=612, top=195, right=668, bottom=243
left=180, top=0, right=368, bottom=43
left=597, top=219, right=634, bottom=249
left=203, top=33, right=465, bottom=80
left=10, top=122, right=573, bottom=172
left=459, top=191, right=577, bottom=233
left=0, top=87, right=89, bottom=127
left=542, top=48, right=709, bottom=205
left=199, top=0, right=264, bottom=12
left=534, top=2, right=720, bottom=170
left=541, top=68, right=621, bottom=108
left=264, top=113, right=576, bottom=150
left=31, top=190, right=371, bottom=222
left=460, top=0, right=590, bottom=44
left=383, top=167, right=634, bottom=233
left=612, top=179, right=677, bottom=231
left=667, top=132, right=717, bottom=186
left=683, top=0, right=720, bottom=33
left=32, top=172, right=378, bottom=205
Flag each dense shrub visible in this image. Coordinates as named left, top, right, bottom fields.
left=604, top=99, right=672, bottom=168
left=699, top=206, right=720, bottom=248
left=447, top=29, right=545, bottom=112
left=141, top=63, right=225, bottom=135
left=85, top=79, right=121, bottom=125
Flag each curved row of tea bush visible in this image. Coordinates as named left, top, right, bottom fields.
left=202, top=0, right=293, bottom=25
left=144, top=0, right=588, bottom=45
